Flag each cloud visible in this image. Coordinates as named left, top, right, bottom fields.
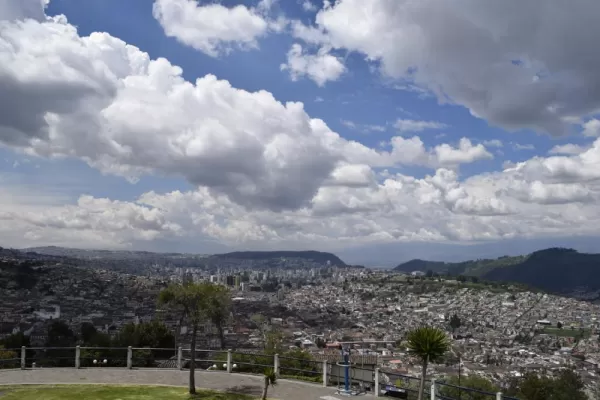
left=152, top=0, right=269, bottom=57
left=582, top=119, right=600, bottom=137
left=0, top=5, right=493, bottom=214
left=341, top=119, right=386, bottom=133
left=6, top=140, right=600, bottom=250
left=302, top=1, right=317, bottom=12
left=290, top=20, right=330, bottom=45
left=280, top=43, right=345, bottom=86
left=0, top=9, right=339, bottom=211
left=0, top=0, right=49, bottom=21
left=548, top=144, right=588, bottom=155
left=341, top=136, right=493, bottom=169
left=294, top=0, right=600, bottom=136
left=394, top=119, right=448, bottom=133
left=5, top=0, right=600, bottom=252
left=393, top=83, right=432, bottom=99
left=433, top=138, right=493, bottom=166
left=482, top=139, right=503, bottom=148
left=506, top=181, right=594, bottom=205
left=513, top=143, right=535, bottom=151
left=0, top=184, right=181, bottom=249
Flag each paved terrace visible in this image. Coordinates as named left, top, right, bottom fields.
left=0, top=368, right=370, bottom=400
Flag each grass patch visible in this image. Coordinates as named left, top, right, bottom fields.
left=0, top=385, right=255, bottom=400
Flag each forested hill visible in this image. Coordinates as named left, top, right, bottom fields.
left=394, top=253, right=527, bottom=276
left=394, top=248, right=600, bottom=296
left=210, top=250, right=348, bottom=266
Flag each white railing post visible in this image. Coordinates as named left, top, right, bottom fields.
left=127, top=346, right=133, bottom=369
left=374, top=367, right=380, bottom=397
left=21, top=346, right=26, bottom=370
left=496, top=392, right=503, bottom=400
left=430, top=380, right=437, bottom=400
left=322, top=360, right=328, bottom=387
left=226, top=349, right=232, bottom=373
left=274, top=353, right=279, bottom=375
left=75, top=346, right=81, bottom=369
left=177, top=347, right=182, bottom=370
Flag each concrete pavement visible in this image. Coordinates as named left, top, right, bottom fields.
left=0, top=368, right=374, bottom=400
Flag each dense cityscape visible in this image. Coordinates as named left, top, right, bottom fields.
left=1, top=246, right=599, bottom=398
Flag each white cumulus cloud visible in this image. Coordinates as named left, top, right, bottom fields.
left=280, top=43, right=345, bottom=86
left=152, top=0, right=269, bottom=57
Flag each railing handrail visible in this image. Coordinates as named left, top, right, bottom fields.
left=1, top=346, right=517, bottom=399
left=437, top=380, right=498, bottom=396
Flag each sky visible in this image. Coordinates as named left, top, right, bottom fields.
left=1, top=0, right=600, bottom=266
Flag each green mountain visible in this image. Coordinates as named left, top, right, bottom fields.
left=211, top=250, right=348, bottom=266
left=394, top=254, right=526, bottom=276
left=394, top=248, right=600, bottom=295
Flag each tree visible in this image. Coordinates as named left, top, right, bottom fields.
left=114, top=320, right=176, bottom=362
left=557, top=321, right=563, bottom=329
left=158, top=282, right=214, bottom=395
left=551, top=369, right=586, bottom=400
left=264, top=328, right=285, bottom=355
left=80, top=322, right=97, bottom=343
left=251, top=313, right=267, bottom=330
left=204, top=284, right=232, bottom=349
left=47, top=320, right=76, bottom=346
left=440, top=375, right=499, bottom=400
left=0, top=332, right=30, bottom=349
left=505, top=369, right=586, bottom=400
left=406, top=326, right=450, bottom=400
left=0, top=346, right=18, bottom=369
left=262, top=369, right=277, bottom=400
left=449, top=314, right=461, bottom=333
left=279, top=348, right=316, bottom=377
left=45, top=320, right=77, bottom=367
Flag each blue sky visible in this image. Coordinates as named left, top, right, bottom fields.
left=1, top=0, right=600, bottom=265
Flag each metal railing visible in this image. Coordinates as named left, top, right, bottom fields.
left=376, top=370, right=519, bottom=400
left=0, top=346, right=518, bottom=399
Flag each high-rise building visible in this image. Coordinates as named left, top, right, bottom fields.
left=226, top=275, right=235, bottom=286
left=234, top=275, right=241, bottom=288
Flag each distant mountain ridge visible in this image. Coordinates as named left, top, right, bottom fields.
left=20, top=246, right=348, bottom=267
left=210, top=250, right=348, bottom=266
left=394, top=247, right=600, bottom=296
left=23, top=246, right=206, bottom=260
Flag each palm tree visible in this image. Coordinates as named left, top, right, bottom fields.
left=262, top=368, right=277, bottom=400
left=406, top=326, right=450, bottom=400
